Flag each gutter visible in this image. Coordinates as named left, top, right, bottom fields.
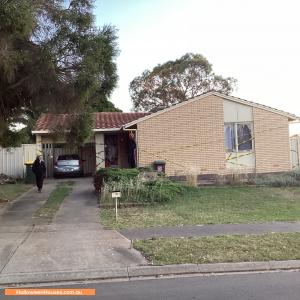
left=93, top=128, right=121, bottom=132
left=1, top=260, right=300, bottom=286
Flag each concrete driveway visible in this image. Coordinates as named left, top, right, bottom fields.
left=0, top=178, right=146, bottom=284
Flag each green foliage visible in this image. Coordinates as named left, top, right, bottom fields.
left=97, top=168, right=184, bottom=204
left=0, top=1, right=35, bottom=39
left=90, top=92, right=121, bottom=112
left=66, top=111, right=94, bottom=147
left=130, top=53, right=237, bottom=112
left=137, top=166, right=154, bottom=172
left=102, top=176, right=184, bottom=204
left=0, top=0, right=119, bottom=146
left=255, top=169, right=300, bottom=187
left=97, top=168, right=139, bottom=182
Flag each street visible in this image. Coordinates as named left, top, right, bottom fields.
left=1, top=271, right=299, bottom=300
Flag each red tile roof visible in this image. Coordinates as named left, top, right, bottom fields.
left=94, top=112, right=149, bottom=129
left=34, top=112, right=149, bottom=132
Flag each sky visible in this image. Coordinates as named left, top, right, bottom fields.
left=95, top=0, right=300, bottom=134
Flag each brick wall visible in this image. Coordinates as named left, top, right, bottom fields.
left=253, top=107, right=291, bottom=173
left=137, top=95, right=226, bottom=176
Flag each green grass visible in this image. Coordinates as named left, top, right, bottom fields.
left=134, top=233, right=300, bottom=265
left=35, top=181, right=73, bottom=220
left=100, top=186, right=300, bottom=229
left=0, top=183, right=32, bottom=203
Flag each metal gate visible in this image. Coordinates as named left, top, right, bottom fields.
left=80, top=143, right=96, bottom=175
left=43, top=144, right=95, bottom=177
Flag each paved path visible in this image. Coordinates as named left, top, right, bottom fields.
left=119, top=222, right=300, bottom=240
left=0, top=178, right=146, bottom=285
left=0, top=181, right=56, bottom=275
left=0, top=181, right=56, bottom=227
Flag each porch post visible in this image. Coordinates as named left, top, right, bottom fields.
left=95, top=133, right=105, bottom=170
left=36, top=134, right=42, bottom=156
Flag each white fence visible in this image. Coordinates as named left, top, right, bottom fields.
left=0, top=144, right=37, bottom=178
left=290, top=135, right=300, bottom=169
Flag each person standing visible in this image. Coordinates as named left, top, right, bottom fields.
left=32, top=155, right=46, bottom=192
left=128, top=132, right=136, bottom=168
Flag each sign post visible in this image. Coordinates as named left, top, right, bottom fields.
left=111, top=191, right=121, bottom=221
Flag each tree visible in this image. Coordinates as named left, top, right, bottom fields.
left=0, top=0, right=119, bottom=146
left=129, top=53, right=237, bottom=112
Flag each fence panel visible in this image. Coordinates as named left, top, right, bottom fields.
left=0, top=147, right=24, bottom=177
left=23, top=144, right=37, bottom=164
left=0, top=144, right=37, bottom=178
left=290, top=136, right=300, bottom=169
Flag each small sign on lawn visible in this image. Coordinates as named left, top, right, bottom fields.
left=112, top=191, right=121, bottom=221
left=112, top=191, right=121, bottom=198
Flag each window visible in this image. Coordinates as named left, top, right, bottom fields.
left=237, top=123, right=252, bottom=151
left=224, top=122, right=253, bottom=152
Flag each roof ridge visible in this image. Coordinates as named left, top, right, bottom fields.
left=212, top=92, right=299, bottom=119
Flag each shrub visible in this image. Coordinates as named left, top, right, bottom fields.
left=94, top=173, right=104, bottom=193
left=137, top=166, right=153, bottom=172
left=94, top=168, right=139, bottom=193
left=101, top=177, right=185, bottom=204
left=97, top=168, right=139, bottom=182
left=289, top=168, right=300, bottom=180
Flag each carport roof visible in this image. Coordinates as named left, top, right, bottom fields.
left=32, top=112, right=149, bottom=133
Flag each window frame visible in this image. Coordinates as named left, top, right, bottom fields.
left=224, top=122, right=254, bottom=153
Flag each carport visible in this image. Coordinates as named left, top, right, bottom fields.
left=42, top=143, right=96, bottom=178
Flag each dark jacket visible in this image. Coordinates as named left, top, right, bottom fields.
left=32, top=159, right=46, bottom=177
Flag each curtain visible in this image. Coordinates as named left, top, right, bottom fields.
left=224, top=124, right=235, bottom=151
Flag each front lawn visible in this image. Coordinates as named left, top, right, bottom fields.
left=0, top=183, right=32, bottom=203
left=100, top=186, right=300, bottom=229
left=134, top=233, right=300, bottom=265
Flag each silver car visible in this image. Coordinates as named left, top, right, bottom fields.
left=53, top=154, right=83, bottom=178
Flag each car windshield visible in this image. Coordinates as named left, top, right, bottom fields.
left=57, top=160, right=79, bottom=166
left=57, top=155, right=80, bottom=166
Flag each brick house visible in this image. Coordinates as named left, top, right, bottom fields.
left=32, top=92, right=298, bottom=177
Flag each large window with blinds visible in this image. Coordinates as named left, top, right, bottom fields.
left=224, top=122, right=253, bottom=152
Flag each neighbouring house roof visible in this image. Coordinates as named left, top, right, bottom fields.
left=124, top=91, right=300, bottom=128
left=94, top=112, right=149, bottom=130
left=32, top=112, right=149, bottom=134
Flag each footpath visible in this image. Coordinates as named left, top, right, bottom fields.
left=119, top=222, right=300, bottom=240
